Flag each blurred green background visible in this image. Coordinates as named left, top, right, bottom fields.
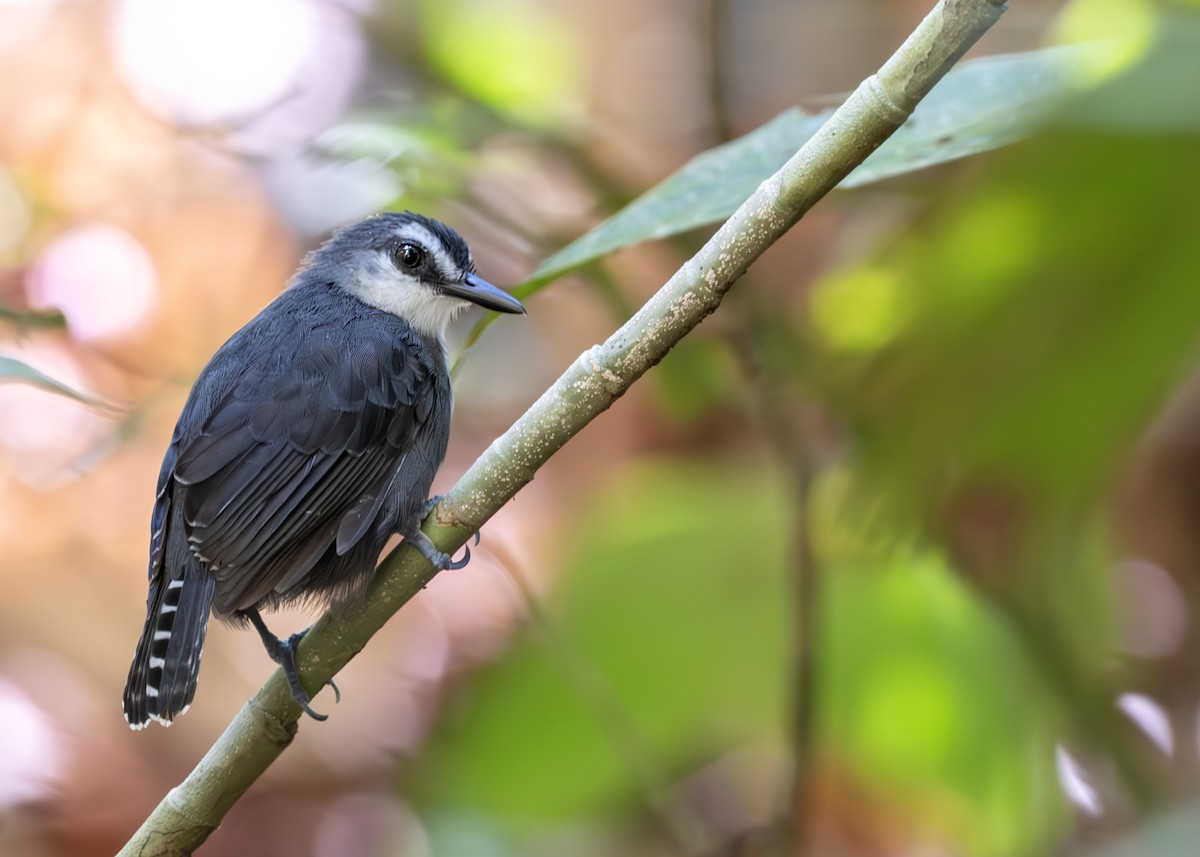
left=2, top=0, right=1200, bottom=855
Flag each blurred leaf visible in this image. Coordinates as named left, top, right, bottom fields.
left=803, top=31, right=1200, bottom=790
left=531, top=46, right=1086, bottom=285
left=819, top=552, right=1066, bottom=855
left=315, top=103, right=479, bottom=213
left=652, top=337, right=740, bottom=425
left=1055, top=12, right=1200, bottom=135
left=315, top=120, right=465, bottom=168
left=0, top=355, right=102, bottom=406
left=0, top=305, right=65, bottom=330
left=413, top=457, right=1065, bottom=852
left=413, top=459, right=791, bottom=822
left=807, top=24, right=1200, bottom=515
left=812, top=138, right=1200, bottom=513
left=419, top=0, right=579, bottom=124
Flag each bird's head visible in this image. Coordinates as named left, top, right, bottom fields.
left=299, top=211, right=526, bottom=339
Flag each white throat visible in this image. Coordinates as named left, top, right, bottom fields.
left=345, top=255, right=469, bottom=340
left=341, top=219, right=473, bottom=340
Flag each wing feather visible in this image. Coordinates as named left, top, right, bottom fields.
left=171, top=318, right=437, bottom=613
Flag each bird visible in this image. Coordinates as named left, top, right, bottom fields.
left=122, top=211, right=526, bottom=729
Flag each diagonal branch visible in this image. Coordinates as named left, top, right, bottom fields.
left=119, top=1, right=1007, bottom=852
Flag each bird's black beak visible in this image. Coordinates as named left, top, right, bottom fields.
left=443, top=273, right=526, bottom=314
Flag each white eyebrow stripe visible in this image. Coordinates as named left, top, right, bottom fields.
left=391, top=222, right=460, bottom=281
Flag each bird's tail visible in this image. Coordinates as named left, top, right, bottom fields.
left=123, top=562, right=216, bottom=730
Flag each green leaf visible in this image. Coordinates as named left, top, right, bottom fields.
left=531, top=109, right=820, bottom=285
left=0, top=355, right=104, bottom=406
left=532, top=45, right=1084, bottom=285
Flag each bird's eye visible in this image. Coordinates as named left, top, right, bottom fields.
left=393, top=242, right=425, bottom=270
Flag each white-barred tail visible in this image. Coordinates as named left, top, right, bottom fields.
left=122, top=564, right=215, bottom=729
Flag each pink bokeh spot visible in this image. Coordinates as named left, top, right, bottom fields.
left=0, top=678, right=60, bottom=809
left=26, top=222, right=158, bottom=343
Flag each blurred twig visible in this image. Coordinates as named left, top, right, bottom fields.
left=704, top=0, right=735, bottom=144
left=118, top=2, right=1009, bottom=853
left=503, top=564, right=714, bottom=856
left=732, top=301, right=824, bottom=857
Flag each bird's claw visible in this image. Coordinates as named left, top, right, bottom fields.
left=295, top=694, right=328, bottom=722
left=443, top=529, right=479, bottom=568
left=448, top=543, right=471, bottom=570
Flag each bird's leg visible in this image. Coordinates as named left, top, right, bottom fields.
left=241, top=609, right=339, bottom=721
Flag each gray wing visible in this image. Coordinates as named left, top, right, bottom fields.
left=171, top=323, right=436, bottom=612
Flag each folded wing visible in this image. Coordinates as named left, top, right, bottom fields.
left=173, top=326, right=434, bottom=612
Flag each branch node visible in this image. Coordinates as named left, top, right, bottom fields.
left=862, top=73, right=914, bottom=125
left=163, top=787, right=218, bottom=831
left=586, top=346, right=627, bottom=397
left=248, top=692, right=301, bottom=746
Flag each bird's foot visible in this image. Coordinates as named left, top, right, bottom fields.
left=272, top=631, right=341, bottom=721
left=407, top=529, right=477, bottom=571
left=420, top=495, right=446, bottom=521
left=419, top=496, right=482, bottom=566
left=244, top=610, right=339, bottom=721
